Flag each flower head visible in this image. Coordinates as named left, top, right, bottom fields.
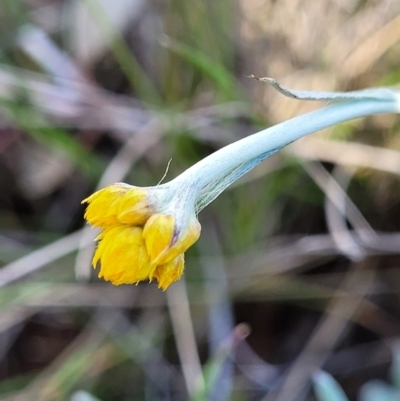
left=82, top=182, right=200, bottom=290
left=83, top=79, right=400, bottom=290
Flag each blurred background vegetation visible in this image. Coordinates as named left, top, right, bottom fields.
left=0, top=0, right=400, bottom=400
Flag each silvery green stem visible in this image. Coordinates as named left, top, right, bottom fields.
left=171, top=84, right=399, bottom=211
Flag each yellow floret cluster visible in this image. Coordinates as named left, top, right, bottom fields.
left=82, top=184, right=200, bottom=290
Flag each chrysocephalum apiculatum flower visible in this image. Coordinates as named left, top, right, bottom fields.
left=83, top=182, right=200, bottom=290
left=83, top=78, right=400, bottom=289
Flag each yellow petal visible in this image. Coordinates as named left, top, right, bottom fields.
left=92, top=226, right=155, bottom=285
left=143, top=213, right=175, bottom=263
left=117, top=187, right=152, bottom=225
left=143, top=213, right=201, bottom=265
left=154, top=254, right=185, bottom=290
left=82, top=184, right=130, bottom=229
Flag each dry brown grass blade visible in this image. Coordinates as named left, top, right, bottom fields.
left=303, top=162, right=375, bottom=260
left=0, top=230, right=86, bottom=287
left=288, top=138, right=400, bottom=176
left=167, top=279, right=205, bottom=397
left=340, top=12, right=400, bottom=79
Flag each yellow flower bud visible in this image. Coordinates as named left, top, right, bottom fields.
left=143, top=213, right=201, bottom=265
left=154, top=254, right=185, bottom=290
left=117, top=187, right=153, bottom=225
left=83, top=184, right=200, bottom=289
left=82, top=183, right=130, bottom=228
left=92, top=226, right=155, bottom=285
